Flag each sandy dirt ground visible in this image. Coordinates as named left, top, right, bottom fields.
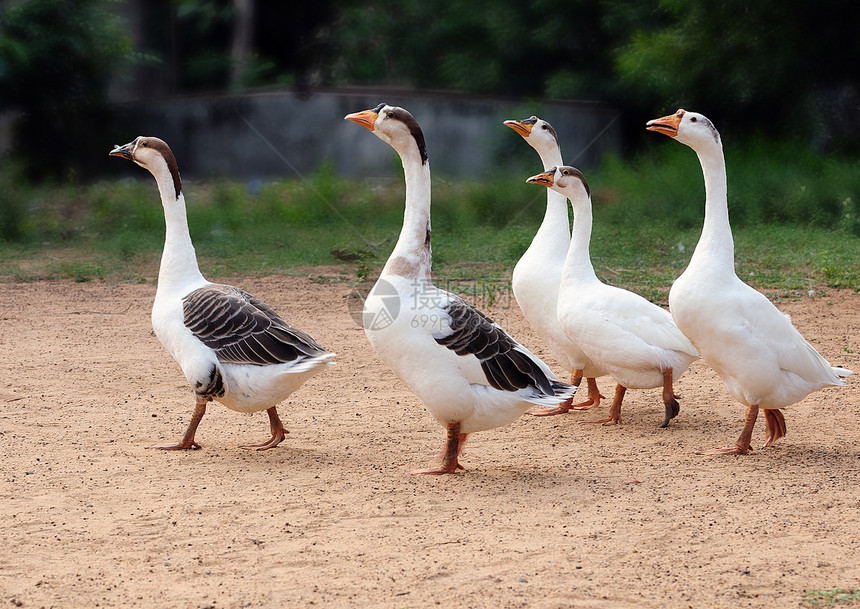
left=1, top=275, right=859, bottom=609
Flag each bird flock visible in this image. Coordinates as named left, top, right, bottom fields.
left=109, top=104, right=851, bottom=474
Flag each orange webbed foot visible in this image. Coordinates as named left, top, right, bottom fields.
left=240, top=407, right=288, bottom=450
left=146, top=440, right=201, bottom=450
left=527, top=397, right=573, bottom=417
left=239, top=430, right=286, bottom=451
left=697, top=445, right=751, bottom=456
left=579, top=415, right=621, bottom=426
left=762, top=409, right=786, bottom=447
left=409, top=462, right=465, bottom=475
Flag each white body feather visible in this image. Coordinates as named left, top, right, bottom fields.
left=549, top=168, right=698, bottom=390
left=355, top=106, right=573, bottom=437
left=509, top=118, right=605, bottom=378
left=664, top=111, right=848, bottom=410
left=145, top=154, right=332, bottom=415
left=364, top=275, right=565, bottom=433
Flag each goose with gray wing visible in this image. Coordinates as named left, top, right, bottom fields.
left=345, top=104, right=574, bottom=475
left=110, top=136, right=334, bottom=451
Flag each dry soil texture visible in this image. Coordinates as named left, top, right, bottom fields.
left=1, top=276, right=859, bottom=609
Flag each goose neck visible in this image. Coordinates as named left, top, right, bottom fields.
left=157, top=189, right=205, bottom=291
left=691, top=144, right=734, bottom=270
left=561, top=198, right=598, bottom=287
left=536, top=146, right=563, bottom=172
left=529, top=189, right=571, bottom=259
left=382, top=146, right=432, bottom=282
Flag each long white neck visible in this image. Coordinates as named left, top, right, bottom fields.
left=152, top=167, right=205, bottom=292
left=689, top=139, right=734, bottom=272
left=528, top=144, right=570, bottom=260
left=561, top=194, right=599, bottom=288
left=381, top=143, right=432, bottom=282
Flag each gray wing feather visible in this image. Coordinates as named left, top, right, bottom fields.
left=183, top=285, right=330, bottom=366
left=434, top=297, right=556, bottom=395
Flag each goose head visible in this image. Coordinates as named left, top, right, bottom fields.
left=646, top=109, right=721, bottom=150
left=110, top=136, right=182, bottom=199
left=503, top=116, right=561, bottom=159
left=345, top=103, right=428, bottom=164
left=527, top=165, right=591, bottom=203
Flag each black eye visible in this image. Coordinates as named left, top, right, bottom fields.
left=141, top=140, right=148, bottom=147
left=386, top=111, right=393, bottom=118
left=562, top=169, right=569, bottom=175
left=541, top=125, right=548, bottom=130
left=690, top=117, right=697, bottom=123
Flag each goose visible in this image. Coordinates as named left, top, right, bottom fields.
left=109, top=136, right=334, bottom=450
left=527, top=166, right=699, bottom=428
left=503, top=116, right=606, bottom=415
left=646, top=109, right=851, bottom=454
left=345, top=104, right=575, bottom=474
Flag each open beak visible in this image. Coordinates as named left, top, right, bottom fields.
left=646, top=109, right=685, bottom=137
left=109, top=141, right=135, bottom=160
left=344, top=109, right=379, bottom=131
left=503, top=116, right=537, bottom=138
left=527, top=168, right=555, bottom=187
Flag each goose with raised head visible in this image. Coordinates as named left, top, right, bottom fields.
left=504, top=116, right=606, bottom=415
left=646, top=109, right=851, bottom=454
left=345, top=104, right=576, bottom=474
left=527, top=166, right=699, bottom=429
left=110, top=136, right=334, bottom=450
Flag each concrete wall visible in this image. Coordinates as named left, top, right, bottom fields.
left=114, top=88, right=622, bottom=180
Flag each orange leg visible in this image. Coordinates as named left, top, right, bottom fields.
left=148, top=402, right=206, bottom=450
left=580, top=384, right=625, bottom=426
left=529, top=370, right=605, bottom=416
left=410, top=422, right=467, bottom=475
left=240, top=407, right=289, bottom=451
left=699, top=404, right=759, bottom=456
left=570, top=376, right=606, bottom=411
left=762, top=408, right=786, bottom=447
left=659, top=368, right=680, bottom=428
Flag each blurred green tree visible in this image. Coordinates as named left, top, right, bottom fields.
left=326, top=0, right=859, bottom=149
left=0, top=0, right=133, bottom=178
left=614, top=0, right=860, bottom=150
left=329, top=0, right=649, bottom=100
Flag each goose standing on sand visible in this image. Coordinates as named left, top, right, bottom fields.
left=646, top=109, right=851, bottom=454
left=504, top=116, right=606, bottom=415
left=110, top=136, right=334, bottom=450
left=527, top=166, right=699, bottom=428
left=345, top=104, right=575, bottom=474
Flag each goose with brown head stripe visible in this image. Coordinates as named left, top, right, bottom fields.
left=110, top=136, right=334, bottom=450
left=504, top=116, right=607, bottom=415
left=345, top=104, right=575, bottom=475
left=528, top=165, right=699, bottom=429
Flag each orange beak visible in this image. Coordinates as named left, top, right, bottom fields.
left=344, top=109, right=379, bottom=131
left=526, top=168, right=555, bottom=187
left=646, top=109, right=685, bottom=137
left=503, top=116, right=538, bottom=138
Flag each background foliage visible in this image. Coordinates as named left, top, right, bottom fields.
left=0, top=0, right=134, bottom=178
left=0, top=0, right=858, bottom=295
left=3, top=0, right=859, bottom=176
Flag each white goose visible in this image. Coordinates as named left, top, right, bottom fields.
left=646, top=109, right=851, bottom=454
left=504, top=116, right=606, bottom=414
left=345, top=104, right=575, bottom=474
left=527, top=166, right=699, bottom=428
left=110, top=136, right=334, bottom=450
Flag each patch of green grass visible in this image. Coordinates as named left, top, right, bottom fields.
left=1, top=141, right=859, bottom=300
left=804, top=588, right=860, bottom=607
left=54, top=261, right=105, bottom=283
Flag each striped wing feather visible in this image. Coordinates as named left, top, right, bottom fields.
left=435, top=298, right=555, bottom=395
left=183, top=285, right=328, bottom=366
